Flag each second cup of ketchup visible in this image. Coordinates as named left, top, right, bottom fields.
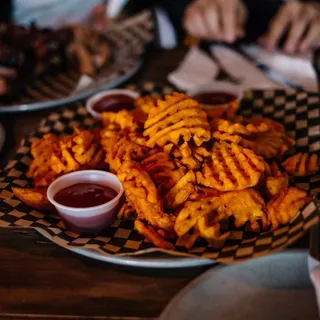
left=86, top=89, right=140, bottom=120
left=188, top=82, right=242, bottom=109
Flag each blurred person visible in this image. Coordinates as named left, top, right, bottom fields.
left=183, top=0, right=320, bottom=53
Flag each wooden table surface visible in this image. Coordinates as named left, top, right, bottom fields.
left=0, top=46, right=310, bottom=320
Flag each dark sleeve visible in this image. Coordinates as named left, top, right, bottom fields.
left=242, top=0, right=284, bottom=42
left=0, top=0, right=13, bottom=22
left=130, top=0, right=284, bottom=43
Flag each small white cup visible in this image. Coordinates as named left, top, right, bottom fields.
left=86, top=89, right=140, bottom=120
left=187, top=81, right=243, bottom=109
left=47, top=170, right=124, bottom=234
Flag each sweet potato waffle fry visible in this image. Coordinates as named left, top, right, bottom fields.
left=282, top=153, right=319, bottom=177
left=15, top=92, right=318, bottom=251
left=143, top=92, right=211, bottom=148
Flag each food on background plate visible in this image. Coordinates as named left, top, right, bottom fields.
left=12, top=92, right=318, bottom=250
left=0, top=23, right=110, bottom=102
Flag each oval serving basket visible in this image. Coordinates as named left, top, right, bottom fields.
left=0, top=83, right=319, bottom=267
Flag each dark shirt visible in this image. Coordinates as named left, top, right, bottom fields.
left=0, top=0, right=12, bottom=22
left=0, top=0, right=283, bottom=42
left=133, top=0, right=283, bottom=42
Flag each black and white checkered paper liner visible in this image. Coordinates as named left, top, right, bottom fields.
left=0, top=84, right=319, bottom=263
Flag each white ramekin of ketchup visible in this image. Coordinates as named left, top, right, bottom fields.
left=187, top=81, right=243, bottom=109
left=86, top=89, right=140, bottom=120
left=47, top=170, right=124, bottom=234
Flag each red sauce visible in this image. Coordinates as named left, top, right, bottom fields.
left=93, top=94, right=134, bottom=112
left=193, top=91, right=237, bottom=105
left=54, top=183, right=117, bottom=208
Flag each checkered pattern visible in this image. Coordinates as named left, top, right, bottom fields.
left=0, top=86, right=319, bottom=264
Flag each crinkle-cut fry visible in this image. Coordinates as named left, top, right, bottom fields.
left=33, top=171, right=59, bottom=188
left=146, top=119, right=210, bottom=148
left=175, top=198, right=217, bottom=237
left=267, top=187, right=308, bottom=230
left=213, top=117, right=294, bottom=159
left=50, top=154, right=67, bottom=174
left=282, top=153, right=319, bottom=177
left=102, top=110, right=138, bottom=131
left=144, top=107, right=207, bottom=137
left=60, top=145, right=81, bottom=172
left=134, top=220, right=174, bottom=250
left=12, top=187, right=54, bottom=211
left=118, top=201, right=136, bottom=220
left=117, top=161, right=176, bottom=232
left=214, top=119, right=268, bottom=136
left=128, top=132, right=148, bottom=147
left=212, top=131, right=242, bottom=144
left=249, top=117, right=285, bottom=134
left=71, top=129, right=104, bottom=167
left=142, top=151, right=176, bottom=172
left=157, top=229, right=176, bottom=240
left=242, top=132, right=294, bottom=159
left=262, top=161, right=289, bottom=198
left=215, top=189, right=268, bottom=231
left=144, top=93, right=210, bottom=148
left=177, top=228, right=200, bottom=249
left=142, top=151, right=187, bottom=192
left=189, top=187, right=222, bottom=201
left=170, top=143, right=211, bottom=170
left=197, top=142, right=265, bottom=191
left=164, top=171, right=196, bottom=210
left=270, top=161, right=282, bottom=177
left=197, top=213, right=230, bottom=241
left=265, top=176, right=289, bottom=198
left=27, top=133, right=61, bottom=183
left=134, top=95, right=157, bottom=114
left=146, top=92, right=190, bottom=121
left=106, top=135, right=149, bottom=173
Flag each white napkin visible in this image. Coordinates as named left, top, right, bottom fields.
left=241, top=44, right=318, bottom=92
left=211, top=45, right=283, bottom=90
left=168, top=47, right=219, bottom=91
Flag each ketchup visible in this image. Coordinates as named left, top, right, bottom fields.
left=54, top=183, right=117, bottom=208
left=93, top=94, right=134, bottom=112
left=193, top=91, right=237, bottom=105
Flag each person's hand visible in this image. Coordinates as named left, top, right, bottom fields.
left=183, top=0, right=247, bottom=43
left=259, top=1, right=320, bottom=53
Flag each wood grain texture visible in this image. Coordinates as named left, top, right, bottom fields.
left=0, top=228, right=208, bottom=319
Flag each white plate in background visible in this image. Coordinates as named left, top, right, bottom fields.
left=160, top=250, right=318, bottom=320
